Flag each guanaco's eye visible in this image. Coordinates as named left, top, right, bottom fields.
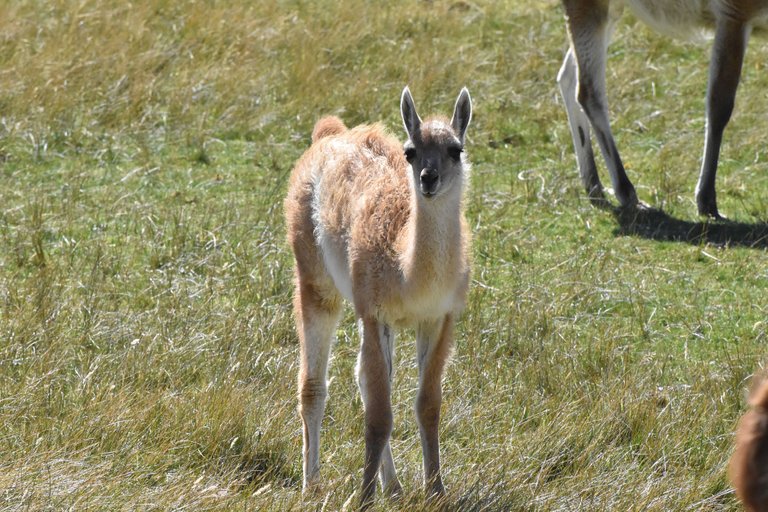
left=447, top=146, right=463, bottom=161
left=404, top=147, right=417, bottom=163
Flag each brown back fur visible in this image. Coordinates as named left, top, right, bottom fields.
left=311, top=116, right=347, bottom=143
left=731, top=377, right=768, bottom=512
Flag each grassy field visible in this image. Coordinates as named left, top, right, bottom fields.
left=2, top=0, right=768, bottom=510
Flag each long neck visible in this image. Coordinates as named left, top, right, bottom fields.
left=399, top=188, right=464, bottom=285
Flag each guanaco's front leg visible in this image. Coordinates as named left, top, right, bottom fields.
left=357, top=317, right=395, bottom=507
left=415, top=314, right=454, bottom=498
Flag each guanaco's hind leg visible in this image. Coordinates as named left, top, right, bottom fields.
left=371, top=322, right=403, bottom=497
left=379, top=439, right=402, bottom=498
left=415, top=314, right=454, bottom=498
left=558, top=47, right=606, bottom=204
left=356, top=317, right=397, bottom=507
left=295, top=276, right=342, bottom=493
left=561, top=0, right=638, bottom=208
left=695, top=16, right=749, bottom=218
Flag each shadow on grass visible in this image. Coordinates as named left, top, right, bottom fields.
left=237, top=451, right=300, bottom=489
left=609, top=206, right=768, bottom=249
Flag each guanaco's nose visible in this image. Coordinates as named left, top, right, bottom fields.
left=420, top=168, right=439, bottom=195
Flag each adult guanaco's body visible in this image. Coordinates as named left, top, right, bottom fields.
left=558, top=0, right=768, bottom=217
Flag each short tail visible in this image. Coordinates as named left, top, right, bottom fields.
left=311, top=116, right=347, bottom=143
left=731, top=376, right=768, bottom=512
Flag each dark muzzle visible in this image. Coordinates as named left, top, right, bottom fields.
left=420, top=168, right=439, bottom=196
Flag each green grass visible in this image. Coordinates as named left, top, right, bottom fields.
left=1, top=0, right=768, bottom=510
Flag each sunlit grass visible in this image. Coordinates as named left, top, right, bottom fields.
left=1, top=0, right=767, bottom=510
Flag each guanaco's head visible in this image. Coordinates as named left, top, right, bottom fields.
left=400, top=86, right=472, bottom=200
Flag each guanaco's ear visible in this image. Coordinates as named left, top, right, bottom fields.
left=451, top=87, right=472, bottom=145
left=401, top=86, right=421, bottom=141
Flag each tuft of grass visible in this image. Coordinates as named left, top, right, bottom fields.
left=1, top=0, right=767, bottom=510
